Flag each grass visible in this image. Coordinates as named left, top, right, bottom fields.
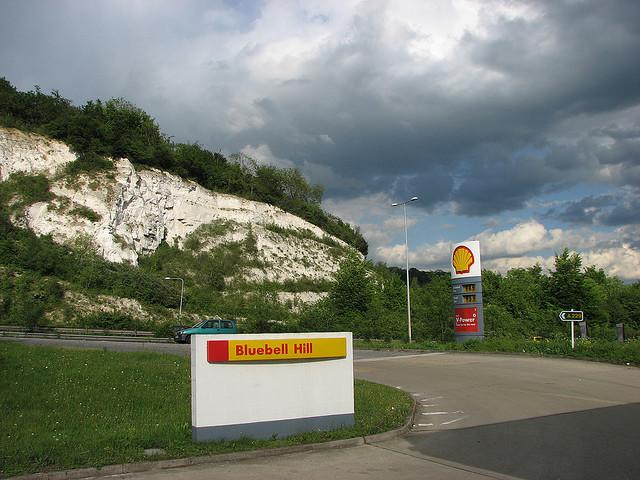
left=69, top=205, right=101, bottom=222
left=354, top=337, right=640, bottom=366
left=264, top=223, right=349, bottom=254
left=0, top=342, right=412, bottom=477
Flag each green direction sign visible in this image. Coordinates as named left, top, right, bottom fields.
left=559, top=310, right=584, bottom=322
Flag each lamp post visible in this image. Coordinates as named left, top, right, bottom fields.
left=391, top=196, right=418, bottom=343
left=163, top=277, right=184, bottom=320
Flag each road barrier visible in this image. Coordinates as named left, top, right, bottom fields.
left=0, top=325, right=170, bottom=343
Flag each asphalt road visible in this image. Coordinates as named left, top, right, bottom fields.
left=5, top=338, right=640, bottom=479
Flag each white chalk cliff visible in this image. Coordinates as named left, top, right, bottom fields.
left=0, top=127, right=356, bottom=283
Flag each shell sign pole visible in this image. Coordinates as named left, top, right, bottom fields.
left=451, top=241, right=484, bottom=342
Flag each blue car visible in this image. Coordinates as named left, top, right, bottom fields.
left=174, top=317, right=238, bottom=343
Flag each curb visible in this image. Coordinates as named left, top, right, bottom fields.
left=9, top=400, right=417, bottom=480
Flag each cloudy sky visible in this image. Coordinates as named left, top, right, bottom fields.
left=2, top=0, right=640, bottom=279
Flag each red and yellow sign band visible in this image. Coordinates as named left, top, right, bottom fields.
left=208, top=338, right=347, bottom=363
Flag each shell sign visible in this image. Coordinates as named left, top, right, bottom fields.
left=452, top=246, right=474, bottom=274
left=450, top=241, right=482, bottom=279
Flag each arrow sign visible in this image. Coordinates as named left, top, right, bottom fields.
left=559, top=310, right=584, bottom=322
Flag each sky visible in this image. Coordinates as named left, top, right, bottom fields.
left=1, top=0, right=640, bottom=280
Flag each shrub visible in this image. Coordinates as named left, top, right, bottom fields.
left=78, top=312, right=143, bottom=330
left=69, top=205, right=101, bottom=222
left=64, top=151, right=113, bottom=176
left=0, top=173, right=51, bottom=214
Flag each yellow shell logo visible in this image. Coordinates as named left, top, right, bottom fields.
left=452, top=246, right=475, bottom=274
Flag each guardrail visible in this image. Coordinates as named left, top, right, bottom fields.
left=0, top=325, right=154, bottom=336
left=0, top=325, right=172, bottom=343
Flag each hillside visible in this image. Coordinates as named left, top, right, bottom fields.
left=0, top=78, right=368, bottom=256
left=1, top=127, right=354, bottom=277
left=0, top=126, right=360, bottom=330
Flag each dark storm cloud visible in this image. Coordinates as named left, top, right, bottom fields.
left=604, top=196, right=640, bottom=226
left=452, top=151, right=563, bottom=215
left=546, top=190, right=640, bottom=226
left=222, top=0, right=640, bottom=213
left=1, top=0, right=640, bottom=217
left=545, top=194, right=616, bottom=224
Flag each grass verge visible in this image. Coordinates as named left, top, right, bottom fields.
left=354, top=337, right=640, bottom=366
left=0, top=342, right=412, bottom=477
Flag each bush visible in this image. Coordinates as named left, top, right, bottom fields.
left=152, top=320, right=176, bottom=338
left=2, top=271, right=63, bottom=328
left=0, top=173, right=51, bottom=215
left=78, top=312, right=144, bottom=330
left=64, top=151, right=113, bottom=176
left=69, top=205, right=101, bottom=222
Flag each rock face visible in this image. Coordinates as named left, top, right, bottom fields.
left=0, top=127, right=355, bottom=283
left=0, top=128, right=76, bottom=180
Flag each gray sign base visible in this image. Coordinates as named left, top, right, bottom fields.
left=193, top=413, right=355, bottom=442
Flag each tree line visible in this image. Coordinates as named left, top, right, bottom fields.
left=0, top=78, right=367, bottom=255
left=301, top=249, right=640, bottom=341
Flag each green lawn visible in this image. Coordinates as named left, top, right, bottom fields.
left=0, top=341, right=412, bottom=477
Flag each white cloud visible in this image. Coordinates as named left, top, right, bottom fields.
left=374, top=218, right=640, bottom=280
left=472, top=219, right=616, bottom=258
left=376, top=244, right=407, bottom=266
left=483, top=256, right=555, bottom=275
left=377, top=240, right=452, bottom=269
left=383, top=216, right=418, bottom=231
left=479, top=246, right=640, bottom=281
left=240, top=144, right=295, bottom=169
left=323, top=192, right=393, bottom=226
left=359, top=223, right=392, bottom=248
left=474, top=220, right=561, bottom=257
left=582, top=245, right=640, bottom=281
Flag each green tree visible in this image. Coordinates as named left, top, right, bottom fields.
left=329, top=255, right=373, bottom=317
left=549, top=248, right=586, bottom=310
left=411, top=275, right=453, bottom=341
left=103, top=98, right=165, bottom=164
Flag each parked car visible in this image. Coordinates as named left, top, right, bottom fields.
left=173, top=317, right=237, bottom=343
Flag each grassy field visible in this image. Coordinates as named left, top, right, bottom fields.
left=354, top=337, right=640, bottom=366
left=0, top=341, right=412, bottom=477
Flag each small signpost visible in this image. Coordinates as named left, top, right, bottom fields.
left=559, top=310, right=584, bottom=349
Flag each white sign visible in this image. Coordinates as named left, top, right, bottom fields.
left=191, top=332, right=354, bottom=442
left=559, top=310, right=584, bottom=322
left=451, top=241, right=482, bottom=279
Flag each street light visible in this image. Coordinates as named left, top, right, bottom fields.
left=163, top=277, right=184, bottom=320
left=391, top=196, right=418, bottom=343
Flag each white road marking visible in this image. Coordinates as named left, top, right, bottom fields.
left=421, top=396, right=444, bottom=402
left=422, top=411, right=464, bottom=415
left=412, top=393, right=422, bottom=396
left=441, top=417, right=466, bottom=426
left=417, top=423, right=434, bottom=427
left=355, top=352, right=446, bottom=363
left=420, top=404, right=438, bottom=407
left=540, top=391, right=620, bottom=405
